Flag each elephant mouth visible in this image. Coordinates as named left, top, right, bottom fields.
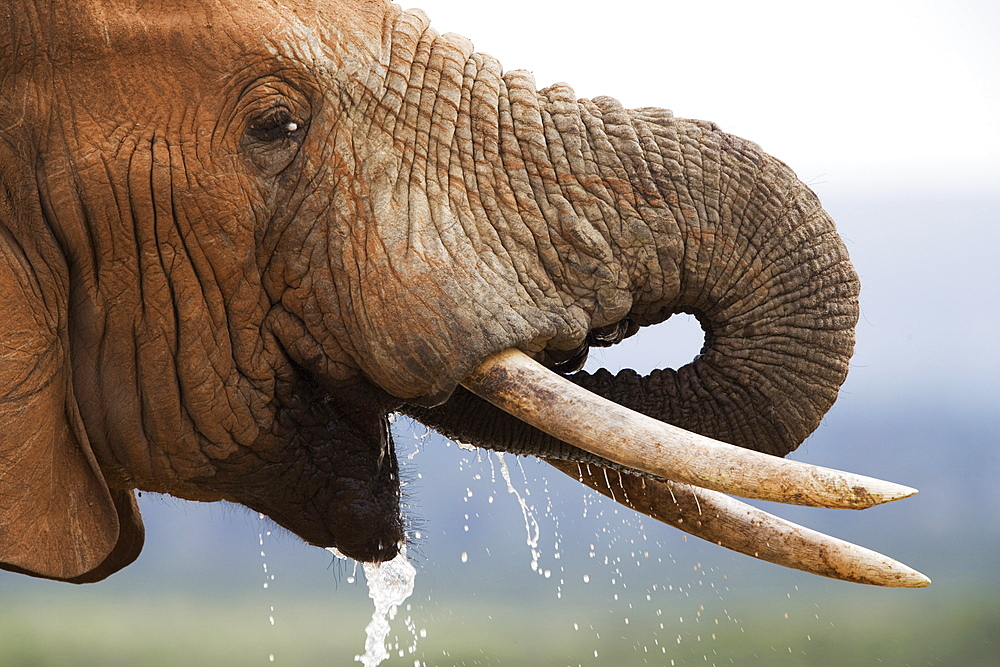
left=460, top=348, right=930, bottom=588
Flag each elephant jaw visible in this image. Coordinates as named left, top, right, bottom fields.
left=462, top=349, right=930, bottom=588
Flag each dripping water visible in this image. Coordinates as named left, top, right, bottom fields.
left=494, top=452, right=542, bottom=573
left=258, top=512, right=276, bottom=663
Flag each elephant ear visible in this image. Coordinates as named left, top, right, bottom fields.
left=0, top=212, right=143, bottom=582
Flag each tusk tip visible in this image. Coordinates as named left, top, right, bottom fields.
left=893, top=569, right=932, bottom=588
left=866, top=481, right=919, bottom=506
left=865, top=558, right=931, bottom=588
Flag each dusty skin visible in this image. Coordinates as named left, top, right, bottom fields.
left=0, top=0, right=923, bottom=587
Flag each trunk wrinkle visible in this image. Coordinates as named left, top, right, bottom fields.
left=379, top=9, right=857, bottom=458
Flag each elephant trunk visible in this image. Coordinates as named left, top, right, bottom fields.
left=378, top=9, right=859, bottom=459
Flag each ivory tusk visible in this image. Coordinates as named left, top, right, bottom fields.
left=547, top=459, right=931, bottom=588
left=462, top=348, right=917, bottom=510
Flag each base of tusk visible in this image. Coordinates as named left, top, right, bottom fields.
left=548, top=459, right=931, bottom=588
left=463, top=349, right=918, bottom=510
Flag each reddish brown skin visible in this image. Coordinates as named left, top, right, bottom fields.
left=0, top=1, right=858, bottom=582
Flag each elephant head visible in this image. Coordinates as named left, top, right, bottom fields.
left=0, top=1, right=925, bottom=586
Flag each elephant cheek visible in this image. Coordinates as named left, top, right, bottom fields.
left=319, top=145, right=597, bottom=405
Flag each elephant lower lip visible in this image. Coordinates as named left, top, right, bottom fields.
left=306, top=489, right=405, bottom=563
left=270, top=504, right=403, bottom=564
left=324, top=537, right=400, bottom=564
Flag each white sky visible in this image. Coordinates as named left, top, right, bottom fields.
left=405, top=0, right=1000, bottom=194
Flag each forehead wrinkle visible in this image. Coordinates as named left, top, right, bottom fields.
left=4, top=1, right=397, bottom=105
left=260, top=10, right=340, bottom=78
left=10, top=1, right=322, bottom=68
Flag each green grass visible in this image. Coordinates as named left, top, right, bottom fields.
left=0, top=583, right=996, bottom=666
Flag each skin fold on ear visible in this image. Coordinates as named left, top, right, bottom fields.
left=0, top=213, right=143, bottom=582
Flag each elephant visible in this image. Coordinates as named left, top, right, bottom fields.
left=0, top=0, right=927, bottom=587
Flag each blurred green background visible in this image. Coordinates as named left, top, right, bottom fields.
left=1, top=583, right=996, bottom=665
left=2, top=0, right=998, bottom=665
left=2, top=390, right=997, bottom=665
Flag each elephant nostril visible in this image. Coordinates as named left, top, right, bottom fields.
left=542, top=316, right=643, bottom=376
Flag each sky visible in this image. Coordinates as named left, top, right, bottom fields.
left=412, top=0, right=1000, bottom=194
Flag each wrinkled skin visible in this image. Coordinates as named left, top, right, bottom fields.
left=0, top=0, right=858, bottom=583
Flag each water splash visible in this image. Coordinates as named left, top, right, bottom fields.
left=329, top=545, right=417, bottom=667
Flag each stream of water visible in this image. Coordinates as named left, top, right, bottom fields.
left=329, top=545, right=417, bottom=667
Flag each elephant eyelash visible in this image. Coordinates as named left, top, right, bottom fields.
left=247, top=107, right=303, bottom=142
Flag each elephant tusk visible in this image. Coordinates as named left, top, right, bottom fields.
left=461, top=348, right=917, bottom=510
left=546, top=459, right=931, bottom=588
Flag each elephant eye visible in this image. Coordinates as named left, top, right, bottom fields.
left=247, top=106, right=303, bottom=143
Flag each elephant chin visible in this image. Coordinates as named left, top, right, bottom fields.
left=302, top=512, right=402, bottom=564
left=204, top=469, right=403, bottom=563
left=190, top=383, right=406, bottom=564
left=256, top=491, right=403, bottom=564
